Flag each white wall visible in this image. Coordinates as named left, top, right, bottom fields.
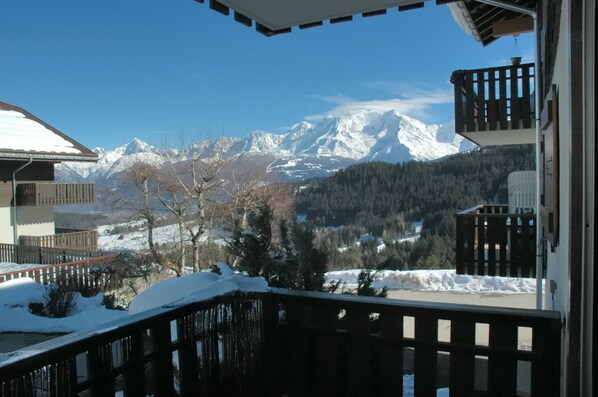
left=0, top=205, right=55, bottom=245
left=544, top=1, right=571, bottom=315
left=542, top=2, right=571, bottom=395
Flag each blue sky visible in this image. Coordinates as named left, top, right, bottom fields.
left=0, top=0, right=534, bottom=150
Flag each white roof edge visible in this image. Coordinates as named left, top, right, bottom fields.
left=0, top=152, right=98, bottom=163
left=446, top=1, right=481, bottom=42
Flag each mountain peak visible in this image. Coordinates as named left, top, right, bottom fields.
left=124, top=138, right=153, bottom=155
left=57, top=111, right=476, bottom=185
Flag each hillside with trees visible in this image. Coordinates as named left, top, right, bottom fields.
left=295, top=145, right=535, bottom=270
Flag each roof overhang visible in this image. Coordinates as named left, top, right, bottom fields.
left=0, top=101, right=98, bottom=163
left=197, top=0, right=440, bottom=36
left=197, top=0, right=536, bottom=42
left=0, top=151, right=98, bottom=163
left=447, top=0, right=535, bottom=46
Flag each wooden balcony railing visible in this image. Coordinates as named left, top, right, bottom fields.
left=456, top=204, right=537, bottom=277
left=0, top=243, right=107, bottom=267
left=0, top=290, right=561, bottom=396
left=20, top=229, right=98, bottom=250
left=0, top=254, right=119, bottom=289
left=451, top=63, right=535, bottom=145
left=16, top=183, right=95, bottom=206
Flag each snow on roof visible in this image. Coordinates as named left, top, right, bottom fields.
left=0, top=102, right=97, bottom=162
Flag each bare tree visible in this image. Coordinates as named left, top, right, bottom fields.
left=161, top=149, right=226, bottom=272
left=108, top=162, right=175, bottom=272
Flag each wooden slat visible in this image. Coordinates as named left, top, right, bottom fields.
left=450, top=319, right=476, bottom=396
left=414, top=315, right=438, bottom=395
left=488, top=322, right=518, bottom=395
left=476, top=71, right=486, bottom=130
left=510, top=66, right=521, bottom=129
left=378, top=313, right=403, bottom=396
left=465, top=74, right=476, bottom=132
left=499, top=68, right=508, bottom=130
left=452, top=71, right=465, bottom=133
left=522, top=65, right=532, bottom=128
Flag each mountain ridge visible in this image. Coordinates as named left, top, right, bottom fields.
left=57, top=109, right=476, bottom=184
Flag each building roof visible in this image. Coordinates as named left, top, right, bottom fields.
left=0, top=101, right=98, bottom=163
left=196, top=0, right=535, bottom=43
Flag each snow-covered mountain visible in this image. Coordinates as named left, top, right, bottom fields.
left=57, top=110, right=475, bottom=185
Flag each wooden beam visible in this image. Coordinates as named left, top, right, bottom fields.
left=492, top=16, right=534, bottom=37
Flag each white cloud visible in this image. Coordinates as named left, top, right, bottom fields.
left=305, top=82, right=453, bottom=122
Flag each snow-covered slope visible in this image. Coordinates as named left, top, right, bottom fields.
left=57, top=110, right=476, bottom=184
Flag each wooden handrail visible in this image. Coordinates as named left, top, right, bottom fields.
left=0, top=290, right=561, bottom=396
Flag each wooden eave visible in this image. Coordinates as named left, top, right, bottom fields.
left=454, top=0, right=536, bottom=46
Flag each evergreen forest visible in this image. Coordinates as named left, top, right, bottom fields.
left=295, top=145, right=535, bottom=270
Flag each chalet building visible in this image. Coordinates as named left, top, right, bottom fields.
left=0, top=1, right=594, bottom=396
left=0, top=101, right=98, bottom=249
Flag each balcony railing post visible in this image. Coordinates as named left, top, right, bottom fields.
left=414, top=315, right=438, bottom=396
left=378, top=313, right=404, bottom=396
left=88, top=345, right=115, bottom=397
left=488, top=321, right=518, bottom=395
left=260, top=297, right=283, bottom=395
left=123, top=332, right=147, bottom=396
left=345, top=308, right=371, bottom=396
left=450, top=319, right=476, bottom=395
left=177, top=314, right=200, bottom=396
left=531, top=321, right=561, bottom=396
left=151, top=322, right=175, bottom=396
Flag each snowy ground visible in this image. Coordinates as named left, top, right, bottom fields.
left=326, top=269, right=537, bottom=294
left=0, top=278, right=127, bottom=334
left=97, top=221, right=227, bottom=251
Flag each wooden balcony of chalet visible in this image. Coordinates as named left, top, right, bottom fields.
left=0, top=290, right=560, bottom=396
left=451, top=63, right=535, bottom=146
left=456, top=205, right=537, bottom=278
left=20, top=228, right=98, bottom=250
left=16, top=182, right=95, bottom=206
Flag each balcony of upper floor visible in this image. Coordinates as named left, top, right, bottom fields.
left=15, top=182, right=95, bottom=206
left=451, top=63, right=535, bottom=146
left=19, top=228, right=98, bottom=251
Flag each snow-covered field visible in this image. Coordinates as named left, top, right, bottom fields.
left=97, top=221, right=227, bottom=251
left=326, top=269, right=537, bottom=294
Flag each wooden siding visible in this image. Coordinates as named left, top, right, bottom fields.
left=0, top=183, right=12, bottom=207
left=0, top=161, right=54, bottom=182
